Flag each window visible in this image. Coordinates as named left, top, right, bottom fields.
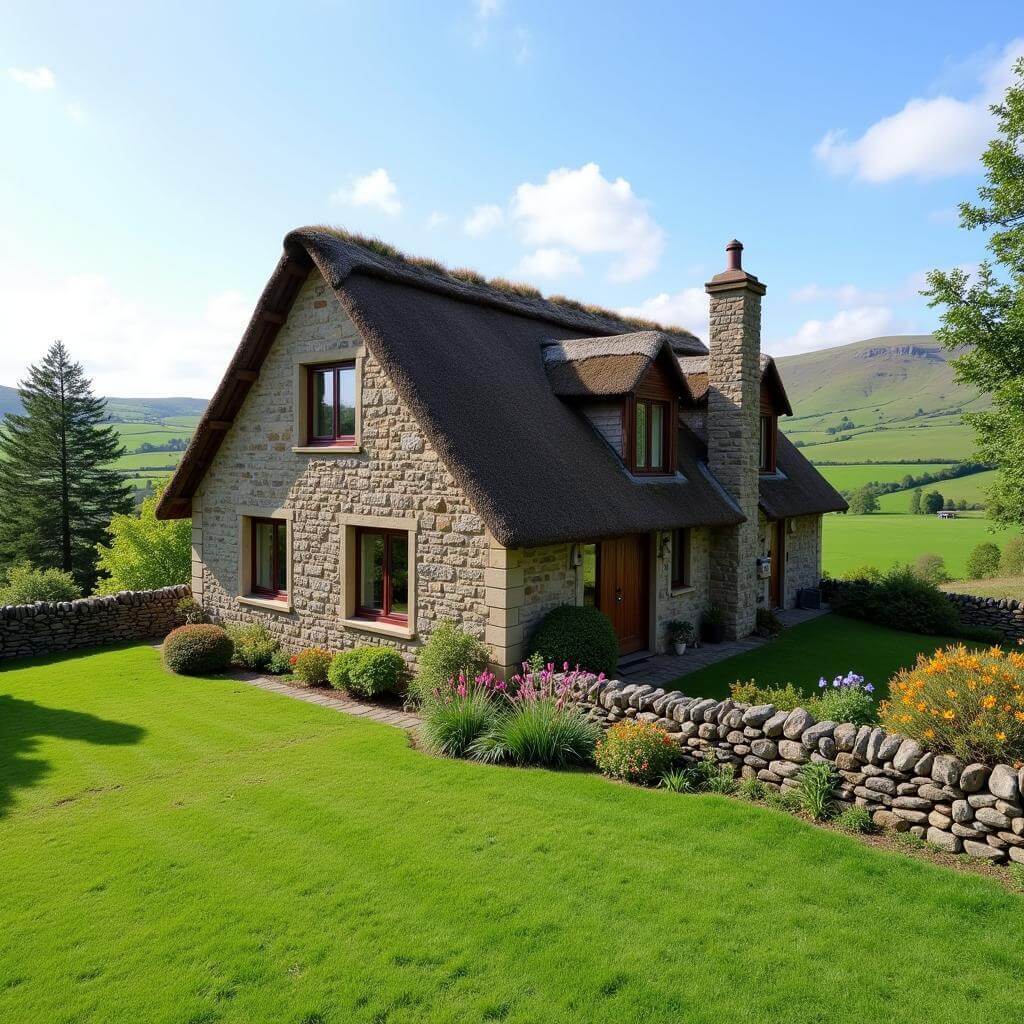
left=632, top=398, right=670, bottom=474
left=249, top=517, right=288, bottom=600
left=355, top=528, right=409, bottom=623
left=306, top=362, right=356, bottom=446
left=759, top=414, right=777, bottom=473
left=671, top=528, right=690, bottom=589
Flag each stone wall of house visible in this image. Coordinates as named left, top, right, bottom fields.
left=756, top=513, right=822, bottom=610
left=517, top=543, right=579, bottom=645
left=655, top=527, right=711, bottom=650
left=943, top=592, right=1024, bottom=643
left=565, top=675, right=1024, bottom=864
left=0, top=585, right=189, bottom=661
left=195, top=271, right=489, bottom=666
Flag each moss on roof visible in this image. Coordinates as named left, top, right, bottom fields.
left=308, top=225, right=693, bottom=337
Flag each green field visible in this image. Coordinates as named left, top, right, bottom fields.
left=111, top=425, right=192, bottom=450
left=876, top=470, right=996, bottom=513
left=814, top=463, right=950, bottom=492
left=803, top=423, right=977, bottom=464
left=3, top=644, right=1024, bottom=1022
left=114, top=451, right=183, bottom=471
left=823, top=512, right=1018, bottom=578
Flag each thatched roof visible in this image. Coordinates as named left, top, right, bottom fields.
left=676, top=353, right=793, bottom=416
left=157, top=227, right=844, bottom=538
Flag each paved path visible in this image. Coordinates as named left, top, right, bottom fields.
left=618, top=607, right=830, bottom=688
left=236, top=672, right=421, bottom=730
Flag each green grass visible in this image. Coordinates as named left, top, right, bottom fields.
left=814, top=463, right=950, bottom=492
left=805, top=423, right=977, bottom=463
left=112, top=450, right=183, bottom=471
left=3, top=644, right=1024, bottom=1021
left=672, top=615, right=961, bottom=701
left=823, top=512, right=1019, bottom=578
left=875, top=470, right=996, bottom=513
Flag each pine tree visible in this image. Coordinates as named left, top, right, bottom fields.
left=0, top=341, right=133, bottom=589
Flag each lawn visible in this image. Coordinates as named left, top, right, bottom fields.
left=813, top=462, right=949, bottom=492
left=670, top=615, right=962, bottom=700
left=823, top=511, right=1019, bottom=578
left=3, top=645, right=1024, bottom=1022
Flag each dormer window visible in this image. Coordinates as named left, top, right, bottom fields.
left=630, top=397, right=672, bottom=475
left=759, top=414, right=777, bottom=473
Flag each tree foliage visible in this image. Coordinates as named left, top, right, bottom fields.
left=94, top=483, right=191, bottom=595
left=0, top=342, right=133, bottom=589
left=847, top=485, right=879, bottom=515
left=965, top=542, right=1002, bottom=580
left=909, top=487, right=922, bottom=514
left=923, top=491, right=945, bottom=515
left=925, top=58, right=1024, bottom=527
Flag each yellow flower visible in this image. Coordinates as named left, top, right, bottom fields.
left=942, top=710, right=955, bottom=720
left=996, top=732, right=1007, bottom=742
left=946, top=689, right=958, bottom=699
left=982, top=695, right=997, bottom=709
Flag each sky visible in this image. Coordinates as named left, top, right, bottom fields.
left=1, top=1, right=1021, bottom=397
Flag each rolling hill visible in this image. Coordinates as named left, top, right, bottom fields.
left=0, top=385, right=206, bottom=424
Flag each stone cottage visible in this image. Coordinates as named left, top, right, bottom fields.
left=157, top=228, right=846, bottom=674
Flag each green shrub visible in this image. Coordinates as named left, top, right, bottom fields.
left=421, top=691, right=498, bottom=759
left=330, top=646, right=405, bottom=698
left=1000, top=535, right=1024, bottom=575
left=595, top=719, right=677, bottom=785
left=831, top=565, right=960, bottom=636
left=660, top=766, right=696, bottom=793
left=834, top=805, right=874, bottom=834
left=163, top=623, right=234, bottom=675
left=755, top=608, right=783, bottom=637
left=470, top=700, right=599, bottom=768
left=808, top=687, right=876, bottom=726
left=795, top=762, right=838, bottom=820
left=176, top=597, right=206, bottom=624
left=736, top=776, right=768, bottom=801
left=965, top=542, right=1002, bottom=580
left=913, top=553, right=950, bottom=585
left=225, top=623, right=279, bottom=670
left=764, top=788, right=803, bottom=813
left=0, top=562, right=80, bottom=605
left=292, top=648, right=333, bottom=687
left=413, top=621, right=490, bottom=704
left=694, top=757, right=738, bottom=795
left=267, top=649, right=293, bottom=675
left=730, top=679, right=804, bottom=711
left=529, top=604, right=619, bottom=679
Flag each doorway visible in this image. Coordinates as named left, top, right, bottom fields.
left=596, top=534, right=650, bottom=655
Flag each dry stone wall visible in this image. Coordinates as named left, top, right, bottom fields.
left=565, top=675, right=1024, bottom=864
left=945, top=591, right=1024, bottom=644
left=0, top=585, right=189, bottom=661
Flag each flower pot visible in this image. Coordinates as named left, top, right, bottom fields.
left=672, top=642, right=687, bottom=656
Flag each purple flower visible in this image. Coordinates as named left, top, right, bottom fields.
left=818, top=677, right=827, bottom=689
left=864, top=683, right=875, bottom=693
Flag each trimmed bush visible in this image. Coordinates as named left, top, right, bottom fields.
left=422, top=691, right=498, bottom=759
left=163, top=624, right=233, bottom=675
left=413, top=621, right=490, bottom=705
left=329, top=647, right=405, bottom=698
left=529, top=604, right=619, bottom=679
left=470, top=699, right=599, bottom=768
left=881, top=644, right=1024, bottom=764
left=292, top=648, right=333, bottom=687
left=226, top=623, right=279, bottom=670
left=595, top=719, right=677, bottom=785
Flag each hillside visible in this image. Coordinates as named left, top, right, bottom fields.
left=0, top=386, right=206, bottom=424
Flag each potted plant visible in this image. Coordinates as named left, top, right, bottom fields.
left=666, top=619, right=694, bottom=656
left=702, top=604, right=726, bottom=644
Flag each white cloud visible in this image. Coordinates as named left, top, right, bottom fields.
left=770, top=306, right=899, bottom=357
left=814, top=37, right=1024, bottom=182
left=7, top=66, right=56, bottom=90
left=463, top=203, right=504, bottom=237
left=330, top=168, right=401, bottom=217
left=0, top=268, right=251, bottom=397
left=511, top=163, right=665, bottom=281
left=426, top=210, right=449, bottom=230
left=476, top=0, right=503, bottom=16
left=516, top=247, right=581, bottom=279
left=620, top=287, right=708, bottom=338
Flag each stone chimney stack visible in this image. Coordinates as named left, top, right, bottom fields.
left=705, top=240, right=765, bottom=638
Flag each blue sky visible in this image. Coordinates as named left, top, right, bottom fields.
left=1, top=1, right=1021, bottom=396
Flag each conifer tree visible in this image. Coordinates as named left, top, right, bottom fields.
left=0, top=341, right=133, bottom=589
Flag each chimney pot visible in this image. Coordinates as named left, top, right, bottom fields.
left=725, top=239, right=743, bottom=271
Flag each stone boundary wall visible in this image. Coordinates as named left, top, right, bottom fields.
left=564, top=675, right=1024, bottom=865
left=944, top=591, right=1024, bottom=643
left=0, top=585, right=190, bottom=662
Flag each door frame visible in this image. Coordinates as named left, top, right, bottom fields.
left=770, top=518, right=786, bottom=609
left=593, top=533, right=652, bottom=656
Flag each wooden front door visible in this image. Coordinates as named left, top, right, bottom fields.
left=598, top=534, right=650, bottom=655
left=769, top=519, right=786, bottom=609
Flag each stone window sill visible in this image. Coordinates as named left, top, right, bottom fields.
left=669, top=585, right=696, bottom=597
left=238, top=594, right=293, bottom=613
left=341, top=617, right=415, bottom=641
left=292, top=445, right=362, bottom=455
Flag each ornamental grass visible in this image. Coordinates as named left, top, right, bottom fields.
left=880, top=644, right=1024, bottom=765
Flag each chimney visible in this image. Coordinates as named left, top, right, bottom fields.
left=704, top=240, right=766, bottom=638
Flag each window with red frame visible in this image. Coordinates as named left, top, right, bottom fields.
left=250, top=518, right=287, bottom=599
left=355, top=528, right=409, bottom=623
left=307, top=362, right=356, bottom=445
left=632, top=398, right=670, bottom=474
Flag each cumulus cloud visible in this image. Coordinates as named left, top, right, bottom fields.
left=463, top=204, right=504, bottom=237
left=516, top=247, right=581, bottom=279
left=331, top=168, right=402, bottom=216
left=425, top=210, right=449, bottom=230
left=769, top=307, right=899, bottom=357
left=7, top=66, right=56, bottom=90
left=814, top=37, right=1024, bottom=182
left=619, top=287, right=708, bottom=338
left=0, top=268, right=251, bottom=397
left=789, top=271, right=929, bottom=307
left=511, top=163, right=665, bottom=281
